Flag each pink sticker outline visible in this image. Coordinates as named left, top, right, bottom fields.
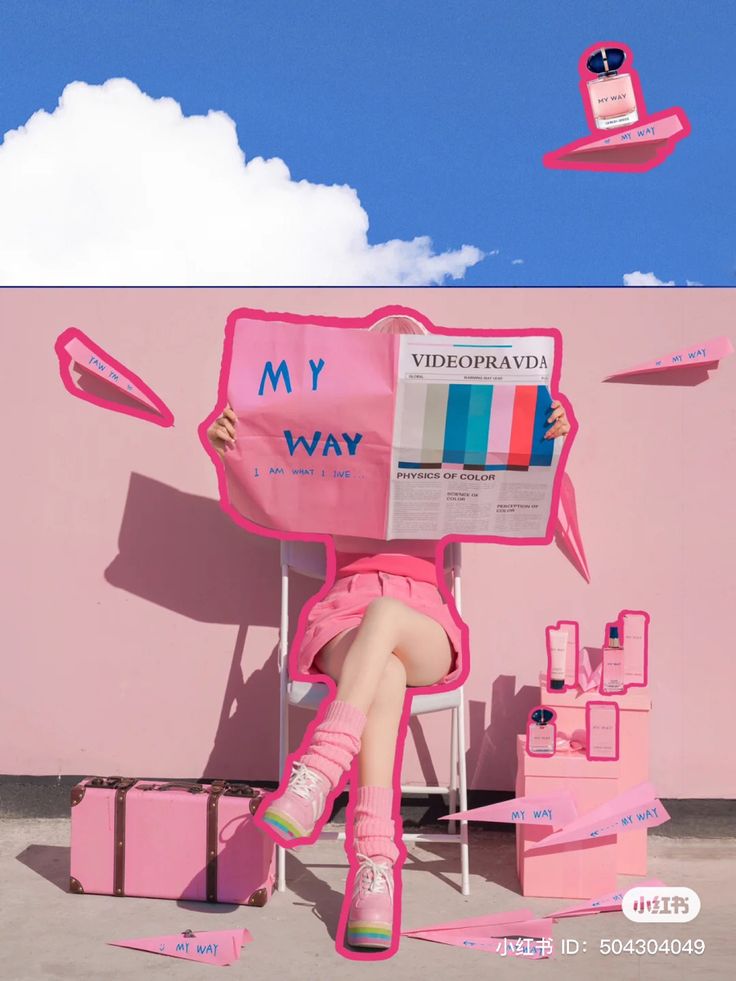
left=543, top=40, right=691, bottom=174
left=200, top=303, right=578, bottom=962
left=55, top=326, right=174, bottom=428
left=598, top=609, right=651, bottom=695
left=616, top=607, right=651, bottom=691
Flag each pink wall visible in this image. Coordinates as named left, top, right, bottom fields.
left=2, top=287, right=734, bottom=797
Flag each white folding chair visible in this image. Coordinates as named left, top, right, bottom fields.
left=276, top=539, right=470, bottom=895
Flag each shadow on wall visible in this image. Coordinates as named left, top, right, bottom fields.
left=469, top=676, right=542, bottom=790
left=102, top=473, right=538, bottom=787
left=70, top=365, right=160, bottom=413
left=103, top=472, right=324, bottom=780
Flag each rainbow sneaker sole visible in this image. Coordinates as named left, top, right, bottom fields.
left=346, top=920, right=393, bottom=949
left=261, top=807, right=309, bottom=841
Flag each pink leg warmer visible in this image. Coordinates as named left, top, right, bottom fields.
left=301, top=699, right=367, bottom=788
left=352, top=785, right=400, bottom=865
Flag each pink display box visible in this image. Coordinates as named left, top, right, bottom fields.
left=515, top=736, right=619, bottom=899
left=538, top=673, right=651, bottom=875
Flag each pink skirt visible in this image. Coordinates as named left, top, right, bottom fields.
left=294, top=571, right=463, bottom=687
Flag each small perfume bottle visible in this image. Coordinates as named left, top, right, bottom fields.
left=526, top=706, right=557, bottom=757
left=586, top=47, right=638, bottom=130
left=601, top=623, right=625, bottom=694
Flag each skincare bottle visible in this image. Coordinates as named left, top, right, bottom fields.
left=586, top=47, right=638, bottom=130
left=526, top=706, right=557, bottom=757
left=547, top=628, right=567, bottom=691
left=621, top=610, right=649, bottom=688
left=586, top=701, right=620, bottom=761
left=600, top=623, right=625, bottom=694
left=545, top=621, right=580, bottom=692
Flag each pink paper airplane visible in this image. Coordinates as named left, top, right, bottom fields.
left=527, top=782, right=670, bottom=851
left=545, top=110, right=689, bottom=171
left=604, top=336, right=734, bottom=380
left=403, top=908, right=535, bottom=937
left=407, top=926, right=553, bottom=957
left=404, top=912, right=553, bottom=957
left=440, top=791, right=577, bottom=829
left=549, top=879, right=665, bottom=918
left=555, top=472, right=590, bottom=582
left=570, top=112, right=684, bottom=154
left=108, top=927, right=253, bottom=966
left=459, top=934, right=553, bottom=958
left=55, top=327, right=174, bottom=427
left=543, top=41, right=690, bottom=173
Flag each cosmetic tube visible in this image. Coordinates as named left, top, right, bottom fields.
left=547, top=628, right=567, bottom=691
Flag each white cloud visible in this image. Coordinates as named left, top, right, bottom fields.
left=0, top=78, right=484, bottom=285
left=511, top=258, right=524, bottom=265
left=623, top=270, right=675, bottom=286
left=489, top=248, right=500, bottom=255
left=685, top=279, right=703, bottom=286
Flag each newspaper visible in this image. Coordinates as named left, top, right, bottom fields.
left=224, top=315, right=564, bottom=542
left=387, top=333, right=561, bottom=538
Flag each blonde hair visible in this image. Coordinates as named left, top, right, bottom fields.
left=368, top=314, right=428, bottom=335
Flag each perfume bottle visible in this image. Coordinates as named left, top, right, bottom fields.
left=600, top=623, right=625, bottom=694
left=526, top=706, right=557, bottom=757
left=586, top=47, right=638, bottom=130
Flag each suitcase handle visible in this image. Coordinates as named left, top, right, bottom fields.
left=138, top=781, right=207, bottom=794
left=86, top=776, right=138, bottom=790
left=138, top=780, right=259, bottom=797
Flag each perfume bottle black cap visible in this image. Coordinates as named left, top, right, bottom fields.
left=550, top=678, right=565, bottom=691
left=531, top=707, right=555, bottom=726
left=586, top=47, right=626, bottom=76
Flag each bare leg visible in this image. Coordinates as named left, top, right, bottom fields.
left=356, top=655, right=407, bottom=786
left=261, top=601, right=451, bottom=848
left=313, top=596, right=453, bottom=716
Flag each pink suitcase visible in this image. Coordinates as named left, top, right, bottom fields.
left=69, top=776, right=276, bottom=906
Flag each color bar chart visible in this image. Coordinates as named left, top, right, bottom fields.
left=397, top=383, right=554, bottom=472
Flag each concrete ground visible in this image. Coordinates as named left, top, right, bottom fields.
left=1, top=818, right=734, bottom=980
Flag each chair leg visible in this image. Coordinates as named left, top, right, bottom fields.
left=457, top=690, right=470, bottom=896
left=448, top=706, right=459, bottom=835
left=276, top=551, right=289, bottom=893
left=277, top=677, right=288, bottom=892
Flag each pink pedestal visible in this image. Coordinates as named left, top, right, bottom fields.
left=515, top=736, right=619, bottom=899
left=538, top=673, right=651, bottom=875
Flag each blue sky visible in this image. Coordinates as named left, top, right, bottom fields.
left=0, top=0, right=733, bottom=285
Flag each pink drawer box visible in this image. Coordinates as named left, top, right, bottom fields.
left=538, top=673, right=651, bottom=875
left=515, top=735, right=619, bottom=899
